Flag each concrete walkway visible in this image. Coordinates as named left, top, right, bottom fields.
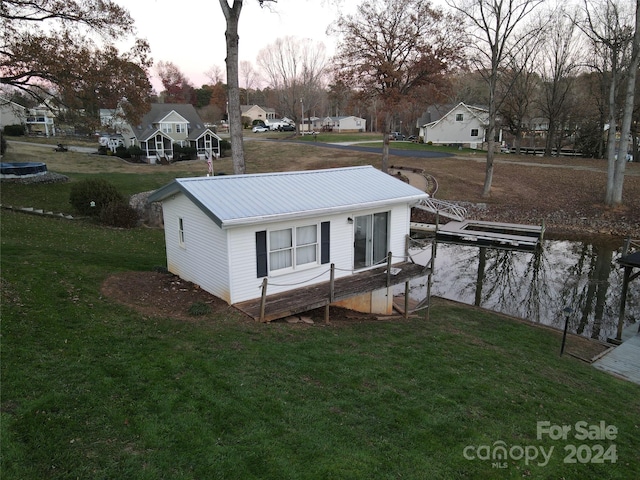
left=593, top=324, right=640, bottom=385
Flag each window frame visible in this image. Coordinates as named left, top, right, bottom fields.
left=178, top=217, right=185, bottom=247
left=455, top=113, right=464, bottom=122
left=268, top=223, right=319, bottom=274
left=471, top=128, right=479, bottom=137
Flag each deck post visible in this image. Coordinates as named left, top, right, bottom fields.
left=329, top=263, right=335, bottom=302
left=386, top=252, right=392, bottom=287
left=404, top=281, right=410, bottom=319
left=259, top=277, right=268, bottom=322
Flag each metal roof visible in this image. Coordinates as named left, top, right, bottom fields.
left=149, top=166, right=429, bottom=228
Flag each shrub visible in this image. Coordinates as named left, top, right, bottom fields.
left=173, top=144, right=197, bottom=161
left=4, top=124, right=25, bottom=136
left=188, top=301, right=212, bottom=316
left=115, top=145, right=130, bottom=158
left=69, top=179, right=125, bottom=216
left=219, top=139, right=230, bottom=157
left=128, top=145, right=145, bottom=162
left=99, top=201, right=139, bottom=228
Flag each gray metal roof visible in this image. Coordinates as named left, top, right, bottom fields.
left=149, top=166, right=429, bottom=228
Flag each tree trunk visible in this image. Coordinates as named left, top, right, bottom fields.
left=544, top=117, right=556, bottom=157
left=604, top=69, right=618, bottom=205
left=483, top=79, right=497, bottom=198
left=381, top=113, right=391, bottom=173
left=220, top=0, right=246, bottom=174
left=611, top=0, right=640, bottom=204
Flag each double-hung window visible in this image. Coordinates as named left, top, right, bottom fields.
left=161, top=123, right=172, bottom=133
left=269, top=225, right=318, bottom=272
left=456, top=114, right=464, bottom=122
left=256, top=222, right=329, bottom=277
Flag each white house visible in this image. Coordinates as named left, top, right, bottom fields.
left=317, top=115, right=367, bottom=132
left=148, top=166, right=429, bottom=319
left=420, top=102, right=495, bottom=147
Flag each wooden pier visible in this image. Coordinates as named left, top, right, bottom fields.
left=233, top=261, right=429, bottom=322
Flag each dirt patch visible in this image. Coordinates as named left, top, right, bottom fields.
left=100, top=271, right=236, bottom=322
left=100, top=270, right=381, bottom=324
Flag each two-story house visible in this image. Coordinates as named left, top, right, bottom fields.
left=106, top=103, right=221, bottom=163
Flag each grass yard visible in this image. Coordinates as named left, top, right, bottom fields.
left=1, top=140, right=640, bottom=479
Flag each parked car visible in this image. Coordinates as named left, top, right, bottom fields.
left=252, top=125, right=269, bottom=133
left=407, top=135, right=416, bottom=142
left=278, top=124, right=296, bottom=132
left=390, top=132, right=405, bottom=140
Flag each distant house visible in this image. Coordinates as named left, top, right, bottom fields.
left=25, top=102, right=57, bottom=137
left=105, top=103, right=221, bottom=162
left=241, top=105, right=276, bottom=124
left=317, top=115, right=367, bottom=133
left=0, top=98, right=27, bottom=130
left=420, top=102, right=498, bottom=147
left=148, top=166, right=429, bottom=319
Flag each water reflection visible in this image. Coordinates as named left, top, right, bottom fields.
left=407, top=239, right=639, bottom=341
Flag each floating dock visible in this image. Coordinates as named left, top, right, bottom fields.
left=411, top=219, right=544, bottom=251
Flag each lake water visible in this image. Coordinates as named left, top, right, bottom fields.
left=405, top=238, right=639, bottom=341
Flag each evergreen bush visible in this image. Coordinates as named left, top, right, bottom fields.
left=99, top=201, right=139, bottom=228
left=4, top=124, right=25, bottom=136
left=69, top=179, right=125, bottom=216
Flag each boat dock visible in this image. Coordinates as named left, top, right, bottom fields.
left=411, top=219, right=544, bottom=251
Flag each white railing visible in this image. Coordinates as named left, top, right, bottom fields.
left=414, top=198, right=467, bottom=221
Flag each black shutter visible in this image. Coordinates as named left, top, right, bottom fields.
left=256, top=230, right=268, bottom=278
left=321, top=221, right=330, bottom=264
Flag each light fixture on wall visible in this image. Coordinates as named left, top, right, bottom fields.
left=347, top=217, right=353, bottom=224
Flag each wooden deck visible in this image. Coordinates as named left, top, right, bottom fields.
left=593, top=329, right=640, bottom=386
left=233, top=262, right=430, bottom=322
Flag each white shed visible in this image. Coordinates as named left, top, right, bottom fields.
left=148, top=166, right=429, bottom=319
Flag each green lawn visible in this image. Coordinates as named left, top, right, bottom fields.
left=1, top=161, right=639, bottom=479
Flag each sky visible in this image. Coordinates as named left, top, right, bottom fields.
left=116, top=0, right=360, bottom=91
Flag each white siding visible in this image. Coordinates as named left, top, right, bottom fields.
left=161, top=194, right=232, bottom=302
left=424, top=106, right=485, bottom=145
left=225, top=204, right=411, bottom=304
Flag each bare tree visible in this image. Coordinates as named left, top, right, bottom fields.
left=578, top=0, right=637, bottom=205
left=497, top=44, right=540, bottom=154
left=333, top=0, right=465, bottom=173
left=239, top=61, right=259, bottom=105
left=536, top=6, right=582, bottom=157
left=612, top=0, right=640, bottom=203
left=446, top=0, right=546, bottom=197
left=205, top=65, right=225, bottom=85
left=219, top=0, right=339, bottom=174
left=257, top=37, right=328, bottom=129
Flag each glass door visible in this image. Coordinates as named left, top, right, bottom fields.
left=353, top=212, right=389, bottom=269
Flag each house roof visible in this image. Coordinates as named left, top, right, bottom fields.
left=149, top=166, right=429, bottom=228
left=134, top=103, right=218, bottom=142
left=421, top=102, right=488, bottom=128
